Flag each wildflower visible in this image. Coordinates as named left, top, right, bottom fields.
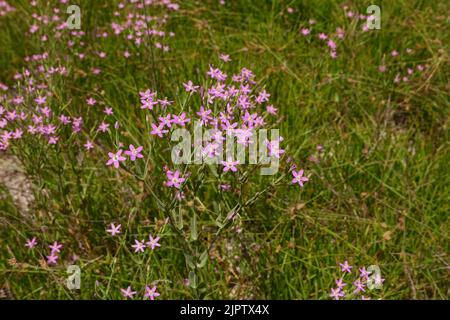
left=146, top=235, right=161, bottom=250
left=339, top=261, right=352, bottom=273
left=106, top=149, right=126, bottom=168
left=373, top=274, right=385, bottom=286
left=34, top=95, right=47, bottom=105
left=49, top=241, right=62, bottom=254
left=330, top=288, right=343, bottom=300
left=182, top=80, right=199, bottom=93
left=46, top=253, right=59, bottom=265
left=301, top=28, right=310, bottom=36
left=165, top=170, right=185, bottom=188
left=292, top=169, right=308, bottom=187
left=84, top=140, right=94, bottom=150
left=336, top=278, right=346, bottom=289
left=144, top=286, right=160, bottom=300
left=98, top=122, right=110, bottom=132
left=266, top=137, right=285, bottom=158
left=150, top=123, right=168, bottom=138
left=25, top=237, right=37, bottom=249
left=121, top=286, right=137, bottom=299
left=359, top=267, right=369, bottom=280
left=172, top=112, right=190, bottom=126
left=106, top=223, right=121, bottom=236
left=266, top=105, right=277, bottom=115
left=131, top=240, right=146, bottom=253
left=221, top=158, right=239, bottom=172
left=104, top=107, right=113, bottom=115
left=353, top=279, right=365, bottom=293
left=86, top=97, right=97, bottom=106
left=219, top=53, right=231, bottom=62
left=124, top=144, right=143, bottom=161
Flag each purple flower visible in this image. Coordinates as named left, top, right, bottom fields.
left=49, top=241, right=62, bottom=254
left=165, top=170, right=185, bottom=188
left=146, top=235, right=161, bottom=250
left=221, top=158, right=239, bottom=172
left=46, top=253, right=59, bottom=265
left=121, top=286, right=137, bottom=299
left=131, top=240, right=145, bottom=253
left=144, top=286, right=160, bottom=300
left=292, top=169, right=308, bottom=187
left=106, top=149, right=126, bottom=168
left=106, top=223, right=121, bottom=236
left=330, top=288, right=344, bottom=300
left=25, top=237, right=37, bottom=249
left=339, top=260, right=352, bottom=273
left=124, top=144, right=143, bottom=161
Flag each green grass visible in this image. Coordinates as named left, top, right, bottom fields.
left=0, top=0, right=449, bottom=299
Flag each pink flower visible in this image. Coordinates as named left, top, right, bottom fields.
left=219, top=53, right=231, bottom=62
left=131, top=239, right=145, bottom=253
left=25, top=237, right=37, bottom=249
left=165, top=170, right=185, bottom=188
left=86, top=97, right=97, bottom=106
left=144, top=286, right=160, bottom=300
left=121, top=286, right=137, bottom=299
left=339, top=260, right=353, bottom=273
left=301, top=28, right=310, bottom=36
left=84, top=140, right=94, bottom=150
left=292, top=169, right=308, bottom=187
left=46, top=253, right=59, bottom=265
left=330, top=287, right=344, bottom=300
left=98, top=122, right=110, bottom=132
left=104, top=107, right=113, bottom=115
left=221, top=158, right=239, bottom=172
left=49, top=241, right=62, bottom=254
left=106, top=223, right=121, bottom=236
left=150, top=123, right=168, bottom=138
left=146, top=235, right=161, bottom=250
left=106, top=149, right=126, bottom=168
left=124, top=144, right=143, bottom=161
left=183, top=80, right=199, bottom=93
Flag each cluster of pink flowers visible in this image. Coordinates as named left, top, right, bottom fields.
left=121, top=285, right=160, bottom=300
left=46, top=241, right=63, bottom=265
left=131, top=235, right=161, bottom=253
left=380, top=48, right=428, bottom=84
left=299, top=19, right=344, bottom=59
left=106, top=144, right=144, bottom=168
left=330, top=261, right=385, bottom=300
left=119, top=58, right=309, bottom=191
left=109, top=0, right=178, bottom=51
left=0, top=0, right=14, bottom=16
left=24, top=237, right=65, bottom=266
left=0, top=63, right=74, bottom=150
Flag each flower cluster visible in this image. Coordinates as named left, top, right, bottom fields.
left=106, top=145, right=144, bottom=168
left=131, top=235, right=161, bottom=253
left=330, top=261, right=385, bottom=300
left=121, top=285, right=160, bottom=300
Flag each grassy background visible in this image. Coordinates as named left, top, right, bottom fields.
left=0, top=0, right=449, bottom=299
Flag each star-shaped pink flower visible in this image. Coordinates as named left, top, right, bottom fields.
left=144, top=285, right=160, bottom=300
left=131, top=239, right=145, bottom=253
left=121, top=286, right=137, bottom=299
left=146, top=235, right=161, bottom=250
left=124, top=144, right=143, bottom=161
left=106, top=223, right=121, bottom=236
